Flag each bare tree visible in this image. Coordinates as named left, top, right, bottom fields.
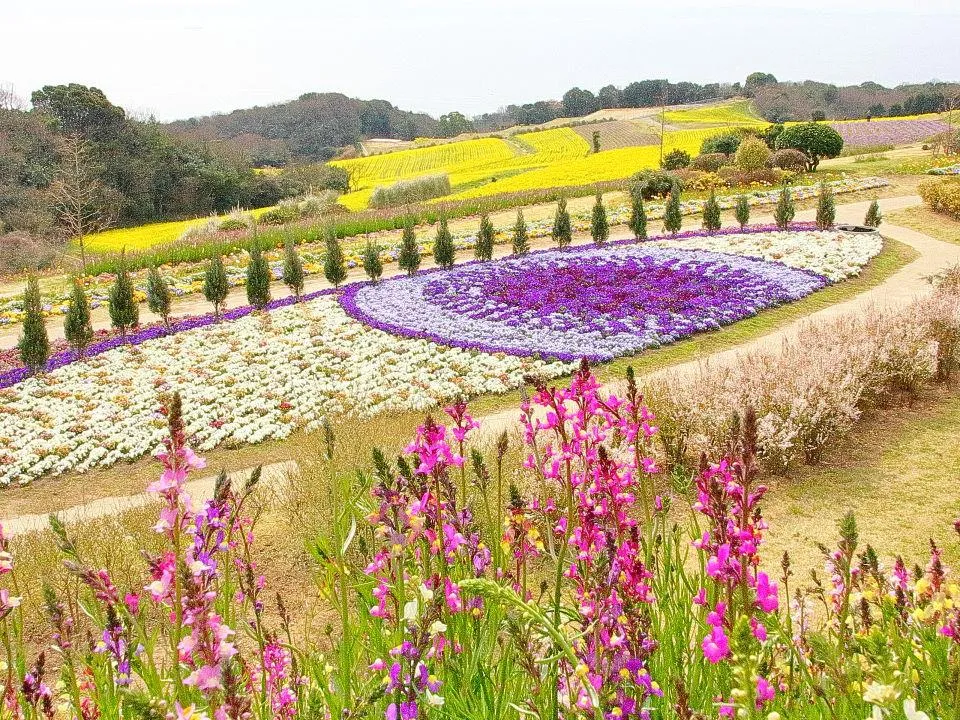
left=0, top=83, right=25, bottom=111
left=49, top=135, right=116, bottom=271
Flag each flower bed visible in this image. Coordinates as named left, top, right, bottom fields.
left=0, top=177, right=888, bottom=326
left=341, top=228, right=881, bottom=362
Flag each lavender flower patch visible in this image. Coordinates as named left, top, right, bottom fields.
left=341, top=246, right=828, bottom=362
left=830, top=119, right=951, bottom=146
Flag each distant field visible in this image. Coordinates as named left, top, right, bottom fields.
left=571, top=120, right=659, bottom=150
left=662, top=99, right=765, bottom=127
left=827, top=118, right=953, bottom=146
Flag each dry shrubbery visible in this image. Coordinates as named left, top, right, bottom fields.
left=0, top=230, right=63, bottom=275
left=919, top=177, right=960, bottom=220
left=645, top=277, right=960, bottom=475
left=369, top=173, right=452, bottom=208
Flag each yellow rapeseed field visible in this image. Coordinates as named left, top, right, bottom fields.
left=662, top=100, right=765, bottom=126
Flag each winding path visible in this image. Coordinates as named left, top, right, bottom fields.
left=4, top=195, right=957, bottom=536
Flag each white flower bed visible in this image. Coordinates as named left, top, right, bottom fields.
left=649, top=229, right=883, bottom=282
left=0, top=297, right=571, bottom=486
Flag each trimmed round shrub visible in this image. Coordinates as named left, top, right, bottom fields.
left=770, top=149, right=809, bottom=173
left=735, top=137, right=772, bottom=171
left=630, top=170, right=682, bottom=200
left=691, top=153, right=731, bottom=172
left=661, top=149, right=691, bottom=170
left=774, top=122, right=844, bottom=170
left=700, top=132, right=742, bottom=155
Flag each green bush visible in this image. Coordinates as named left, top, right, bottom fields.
left=204, top=256, right=229, bottom=318
left=663, top=190, right=682, bottom=234
left=370, top=174, right=452, bottom=208
left=919, top=178, right=960, bottom=220
left=815, top=183, right=836, bottom=230
left=629, top=170, right=681, bottom=200
left=864, top=200, right=883, bottom=228
left=702, top=191, right=721, bottom=232
left=512, top=210, right=529, bottom=255
left=690, top=153, right=731, bottom=172
left=628, top=190, right=647, bottom=240
left=661, top=149, right=691, bottom=170
left=552, top=197, right=572, bottom=248
left=245, top=244, right=272, bottom=308
left=734, top=195, right=751, bottom=229
left=433, top=211, right=455, bottom=268
left=590, top=193, right=609, bottom=243
left=475, top=214, right=495, bottom=260
left=323, top=229, right=347, bottom=288
left=108, top=255, right=139, bottom=339
left=19, top=275, right=49, bottom=373
left=283, top=239, right=305, bottom=298
left=734, top=137, right=771, bottom=171
left=700, top=132, right=742, bottom=155
left=398, top=218, right=421, bottom=275
left=774, top=123, right=844, bottom=170
left=362, top=240, right=383, bottom=281
left=146, top=266, right=172, bottom=326
left=64, top=278, right=93, bottom=356
left=258, top=205, right=301, bottom=226
left=774, top=186, right=796, bottom=229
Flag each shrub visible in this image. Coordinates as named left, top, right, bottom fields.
left=702, top=191, right=721, bottom=232
left=146, top=265, right=172, bottom=327
left=257, top=204, right=300, bottom=226
left=663, top=190, right=682, bottom=234
left=629, top=169, right=681, bottom=200
left=919, top=178, right=960, bottom=220
left=475, top=214, right=495, bottom=260
left=108, top=255, right=139, bottom=339
left=398, top=218, right=421, bottom=275
left=18, top=275, right=49, bottom=373
left=628, top=190, right=647, bottom=240
left=245, top=244, right=272, bottom=309
left=64, top=278, right=93, bottom=356
left=770, top=149, right=810, bottom=173
left=591, top=193, right=609, bottom=243
left=218, top=213, right=253, bottom=232
left=690, top=153, right=731, bottom=172
left=433, top=211, right=455, bottom=268
left=700, top=132, right=742, bottom=155
left=816, top=183, right=836, bottom=230
left=734, top=137, right=771, bottom=171
left=296, top=190, right=341, bottom=218
left=672, top=169, right=727, bottom=192
left=323, top=228, right=347, bottom=288
left=735, top=195, right=751, bottom=228
left=362, top=239, right=383, bottom=281
left=283, top=238, right=305, bottom=298
left=774, top=186, right=796, bottom=229
left=864, top=199, right=883, bottom=228
left=204, top=255, right=229, bottom=318
left=759, top=123, right=784, bottom=149
left=552, top=197, right=572, bottom=248
left=370, top=174, right=452, bottom=208
left=661, top=148, right=691, bottom=170
left=774, top=122, right=844, bottom=170
left=512, top=209, right=529, bottom=255
left=0, top=230, right=61, bottom=275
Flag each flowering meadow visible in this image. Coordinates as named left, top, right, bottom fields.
left=2, top=364, right=959, bottom=719
left=828, top=119, right=952, bottom=147
left=0, top=225, right=884, bottom=486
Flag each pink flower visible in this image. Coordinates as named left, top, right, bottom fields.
left=702, top=625, right=730, bottom=663
left=184, top=664, right=222, bottom=692
left=756, top=675, right=775, bottom=704
left=755, top=571, right=779, bottom=613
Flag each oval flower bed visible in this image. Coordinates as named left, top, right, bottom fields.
left=340, top=229, right=882, bottom=362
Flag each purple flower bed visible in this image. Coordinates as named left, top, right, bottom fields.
left=340, top=244, right=828, bottom=363
left=830, top=119, right=951, bottom=147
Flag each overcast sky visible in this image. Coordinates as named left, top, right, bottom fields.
left=4, top=0, right=959, bottom=122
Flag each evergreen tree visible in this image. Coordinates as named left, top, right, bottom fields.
left=146, top=265, right=172, bottom=328
left=433, top=211, right=455, bottom=268
left=512, top=209, right=530, bottom=255
left=204, top=255, right=229, bottom=319
left=552, top=197, right=572, bottom=248
left=64, top=278, right=93, bottom=357
left=323, top=228, right=347, bottom=288
left=398, top=218, right=421, bottom=276
left=18, top=275, right=49, bottom=373
left=108, top=253, right=139, bottom=340
left=663, top=190, right=682, bottom=234
left=734, top=195, right=751, bottom=229
left=246, top=243, right=272, bottom=309
left=591, top=193, right=609, bottom=244
left=865, top=199, right=883, bottom=228
left=475, top=213, right=495, bottom=261
left=628, top=191, right=647, bottom=241
left=362, top=239, right=383, bottom=282
left=702, top=191, right=722, bottom=233
left=282, top=237, right=305, bottom=299
left=774, top=186, right=796, bottom=230
left=816, top=183, right=836, bottom=230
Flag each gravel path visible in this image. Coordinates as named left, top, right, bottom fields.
left=4, top=194, right=956, bottom=536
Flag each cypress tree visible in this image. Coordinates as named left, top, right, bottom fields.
left=816, top=183, right=836, bottom=230
left=108, top=253, right=139, bottom=340
left=146, top=265, right=172, bottom=328
left=628, top=191, right=647, bottom=241
left=734, top=195, right=751, bottom=229
left=398, top=218, right=421, bottom=276
left=282, top=237, right=305, bottom=299
left=774, top=185, right=796, bottom=230
left=64, top=278, right=93, bottom=357
left=512, top=209, right=530, bottom=255
left=552, top=197, right=572, bottom=248
left=702, top=191, right=722, bottom=233
left=865, top=199, right=883, bottom=228
left=246, top=243, right=272, bottom=309
left=433, top=211, right=455, bottom=268
left=204, top=255, right=229, bottom=319
left=663, top=190, right=682, bottom=235
left=362, top=239, right=383, bottom=282
left=18, top=275, right=49, bottom=373
left=323, top=228, right=347, bottom=288
left=591, top=193, right=609, bottom=244
left=475, top=213, right=495, bottom=261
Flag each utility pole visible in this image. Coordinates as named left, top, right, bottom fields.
left=659, top=79, right=668, bottom=166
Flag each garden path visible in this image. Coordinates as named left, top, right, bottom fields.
left=5, top=194, right=958, bottom=536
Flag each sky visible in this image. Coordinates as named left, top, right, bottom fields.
left=4, top=0, right=959, bottom=122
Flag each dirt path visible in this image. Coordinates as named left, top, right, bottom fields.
left=4, top=194, right=956, bottom=536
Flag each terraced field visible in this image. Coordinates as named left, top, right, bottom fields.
left=571, top=120, right=660, bottom=150
left=662, top=99, right=765, bottom=127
